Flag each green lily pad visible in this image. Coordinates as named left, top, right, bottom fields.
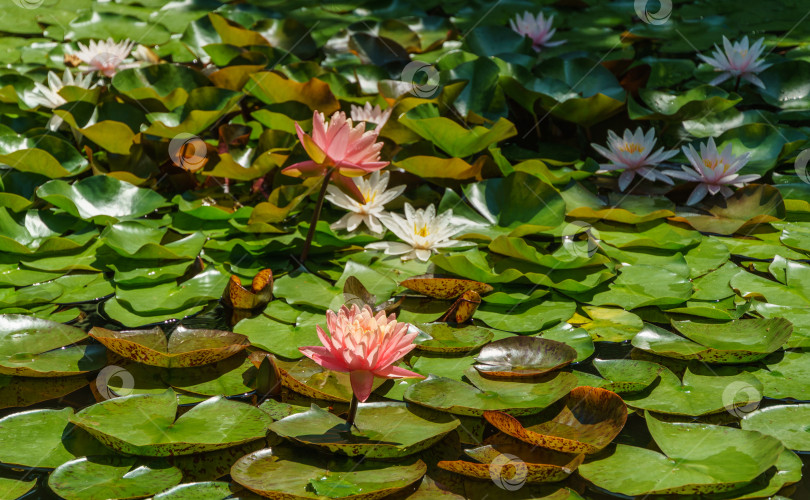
left=0, top=314, right=106, bottom=377
left=741, top=405, right=810, bottom=451
left=570, top=264, right=693, bottom=310
left=231, top=447, right=426, bottom=499
left=580, top=307, right=644, bottom=342
left=153, top=481, right=256, bottom=499
left=413, top=323, right=493, bottom=353
left=271, top=356, right=385, bottom=403
left=269, top=402, right=459, bottom=458
left=70, top=390, right=273, bottom=457
left=578, top=414, right=784, bottom=496
left=0, top=208, right=97, bottom=255
left=0, top=477, right=35, bottom=498
left=473, top=337, right=576, bottom=377
left=0, top=374, right=88, bottom=410
left=102, top=222, right=206, bottom=260
left=37, top=176, right=166, bottom=224
left=592, top=359, right=663, bottom=393
left=670, top=185, right=786, bottom=235
left=89, top=326, right=248, bottom=368
left=404, top=368, right=577, bottom=416
left=474, top=299, right=576, bottom=333
left=750, top=349, right=810, bottom=401
left=48, top=456, right=183, bottom=500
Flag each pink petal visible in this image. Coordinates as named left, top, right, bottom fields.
left=282, top=161, right=326, bottom=178
left=299, top=346, right=348, bottom=372
left=373, top=364, right=425, bottom=379
left=350, top=370, right=375, bottom=402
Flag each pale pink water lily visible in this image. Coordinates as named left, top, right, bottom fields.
left=74, top=38, right=136, bottom=77
left=591, top=127, right=678, bottom=191
left=350, top=102, right=392, bottom=130
left=509, top=11, right=565, bottom=52
left=283, top=110, right=389, bottom=201
left=367, top=203, right=467, bottom=261
left=28, top=69, right=96, bottom=109
left=665, top=137, right=759, bottom=205
left=326, top=171, right=405, bottom=234
left=299, top=304, right=424, bottom=402
left=698, top=36, right=771, bottom=89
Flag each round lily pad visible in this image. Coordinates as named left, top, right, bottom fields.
left=231, top=447, right=427, bottom=499
left=0, top=374, right=88, bottom=409
left=484, top=386, right=627, bottom=454
left=400, top=274, right=494, bottom=299
left=48, top=456, right=182, bottom=500
left=0, top=314, right=106, bottom=377
left=0, top=407, right=112, bottom=468
left=70, top=390, right=272, bottom=457
left=592, top=358, right=663, bottom=393
left=268, top=402, right=459, bottom=458
left=404, top=368, right=577, bottom=416
left=153, top=481, right=257, bottom=499
left=413, top=323, right=494, bottom=353
left=741, top=405, right=810, bottom=451
left=474, top=337, right=577, bottom=377
left=89, top=325, right=249, bottom=368
left=438, top=435, right=584, bottom=484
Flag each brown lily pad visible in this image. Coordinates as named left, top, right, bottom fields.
left=222, top=269, right=274, bottom=310
left=438, top=434, right=584, bottom=484
left=400, top=274, right=493, bottom=299
left=474, top=337, right=577, bottom=377
left=439, top=290, right=481, bottom=323
left=484, top=386, right=628, bottom=454
left=88, top=326, right=249, bottom=368
left=0, top=374, right=89, bottom=410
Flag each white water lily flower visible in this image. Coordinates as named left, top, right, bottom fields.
left=366, top=203, right=465, bottom=261
left=509, top=11, right=565, bottom=52
left=350, top=102, right=392, bottom=130
left=326, top=171, right=405, bottom=234
left=591, top=127, right=678, bottom=191
left=698, top=36, right=771, bottom=89
left=28, top=69, right=96, bottom=109
left=665, top=137, right=759, bottom=205
left=74, top=38, right=136, bottom=77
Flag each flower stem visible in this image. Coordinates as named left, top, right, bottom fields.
left=346, top=392, right=360, bottom=428
left=299, top=168, right=335, bottom=264
left=734, top=75, right=741, bottom=92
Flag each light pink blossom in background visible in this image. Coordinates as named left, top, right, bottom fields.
left=509, top=11, right=566, bottom=52
left=74, top=38, right=136, bottom=77
left=591, top=127, right=678, bottom=191
left=350, top=102, right=393, bottom=130
left=699, top=36, right=771, bottom=89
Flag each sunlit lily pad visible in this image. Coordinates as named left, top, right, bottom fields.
left=70, top=390, right=272, bottom=457
left=483, top=386, right=627, bottom=454
left=473, top=337, right=577, bottom=377
left=153, top=481, right=257, bottom=499
left=89, top=325, right=248, bottom=368
left=741, top=405, right=810, bottom=451
left=231, top=447, right=426, bottom=499
left=413, top=323, right=493, bottom=353
left=0, top=374, right=88, bottom=409
left=404, top=368, right=577, bottom=416
left=592, top=358, right=663, bottom=393
left=269, top=402, right=459, bottom=458
left=0, top=477, right=35, bottom=499
left=0, top=314, right=105, bottom=377
left=48, top=456, right=182, bottom=500
left=400, top=274, right=493, bottom=299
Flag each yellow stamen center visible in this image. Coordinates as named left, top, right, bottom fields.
left=703, top=159, right=728, bottom=172
left=619, top=142, right=644, bottom=154
left=362, top=190, right=376, bottom=204
left=414, top=224, right=430, bottom=237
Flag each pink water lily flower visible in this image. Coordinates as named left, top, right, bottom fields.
left=283, top=110, right=389, bottom=200
left=665, top=137, right=760, bottom=205
left=509, top=11, right=566, bottom=52
left=74, top=38, right=136, bottom=77
left=699, top=36, right=771, bottom=89
left=299, top=305, right=424, bottom=402
left=591, top=127, right=678, bottom=191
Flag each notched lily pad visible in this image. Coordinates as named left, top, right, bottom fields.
left=439, top=290, right=482, bottom=323
left=0, top=314, right=105, bottom=377
left=89, top=325, right=249, bottom=368
left=484, top=386, right=627, bottom=454
left=413, top=323, right=494, bottom=353
left=400, top=274, right=493, bottom=299
left=222, top=269, right=274, bottom=310
left=269, top=402, right=459, bottom=458
left=48, top=456, right=182, bottom=500
left=438, top=435, right=584, bottom=484
left=474, top=337, right=577, bottom=377
left=231, top=447, right=426, bottom=499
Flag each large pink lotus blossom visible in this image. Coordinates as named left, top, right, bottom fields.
left=283, top=110, right=389, bottom=200
left=509, top=11, right=566, bottom=52
left=299, top=305, right=423, bottom=402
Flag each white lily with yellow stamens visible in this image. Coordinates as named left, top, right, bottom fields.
left=367, top=203, right=465, bottom=261
left=591, top=127, right=678, bottom=191
left=73, top=38, right=136, bottom=77
left=665, top=137, right=759, bottom=205
left=325, top=171, right=405, bottom=234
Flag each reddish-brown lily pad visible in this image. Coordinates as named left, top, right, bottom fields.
left=474, top=337, right=577, bottom=377
left=484, top=386, right=627, bottom=454
left=88, top=326, right=249, bottom=368
left=400, top=274, right=493, bottom=299
left=439, top=290, right=481, bottom=323
left=438, top=434, right=584, bottom=484
left=222, top=269, right=274, bottom=310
